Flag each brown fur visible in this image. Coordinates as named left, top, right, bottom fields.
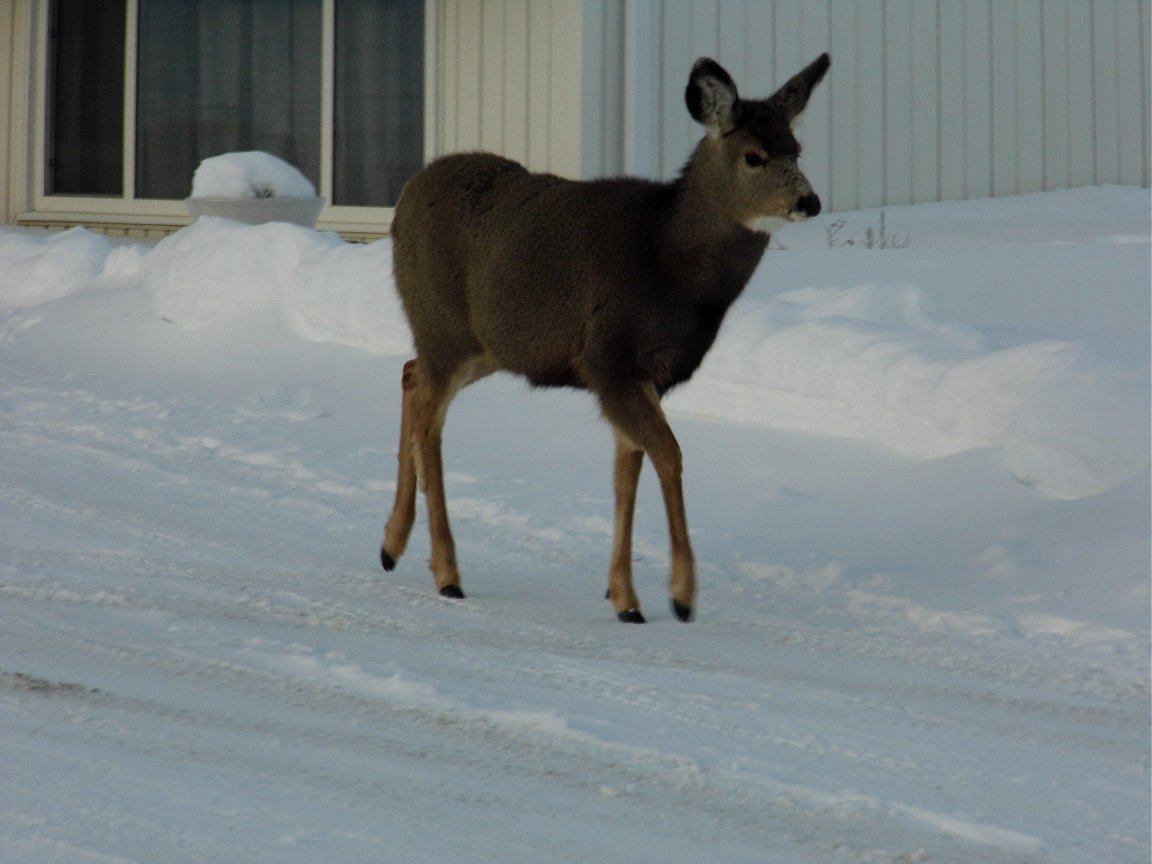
left=381, top=54, right=830, bottom=622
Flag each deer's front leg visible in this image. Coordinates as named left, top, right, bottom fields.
left=600, top=384, right=696, bottom=623
left=651, top=440, right=695, bottom=622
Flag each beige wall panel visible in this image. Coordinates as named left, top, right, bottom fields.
left=438, top=0, right=589, bottom=178
left=2, top=1, right=35, bottom=223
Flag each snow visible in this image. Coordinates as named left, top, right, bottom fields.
left=189, top=151, right=317, bottom=198
left=0, top=186, right=1148, bottom=863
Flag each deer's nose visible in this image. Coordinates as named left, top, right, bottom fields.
left=796, top=194, right=821, bottom=217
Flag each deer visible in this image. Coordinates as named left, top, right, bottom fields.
left=379, top=53, right=830, bottom=623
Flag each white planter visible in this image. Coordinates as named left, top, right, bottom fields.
left=185, top=196, right=325, bottom=228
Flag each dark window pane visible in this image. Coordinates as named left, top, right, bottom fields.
left=335, top=0, right=424, bottom=206
left=136, top=0, right=321, bottom=200
left=48, top=0, right=126, bottom=195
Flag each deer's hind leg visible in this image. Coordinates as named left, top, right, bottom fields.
left=382, top=353, right=494, bottom=598
left=381, top=360, right=421, bottom=572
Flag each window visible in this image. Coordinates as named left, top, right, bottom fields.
left=46, top=0, right=425, bottom=211
left=135, top=0, right=323, bottom=201
left=335, top=0, right=426, bottom=205
left=48, top=0, right=126, bottom=195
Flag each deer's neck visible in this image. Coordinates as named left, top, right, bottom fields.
left=657, top=175, right=769, bottom=306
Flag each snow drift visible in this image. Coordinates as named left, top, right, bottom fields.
left=2, top=188, right=1146, bottom=501
left=666, top=282, right=1148, bottom=499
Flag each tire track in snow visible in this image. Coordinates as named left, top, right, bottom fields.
left=2, top=376, right=1145, bottom=862
left=1, top=604, right=1018, bottom=864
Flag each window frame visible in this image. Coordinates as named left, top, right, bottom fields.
left=29, top=0, right=436, bottom=234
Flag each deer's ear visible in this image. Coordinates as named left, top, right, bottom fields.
left=685, top=58, right=740, bottom=137
left=767, top=53, right=830, bottom=124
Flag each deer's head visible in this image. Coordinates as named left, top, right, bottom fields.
left=684, top=53, right=830, bottom=234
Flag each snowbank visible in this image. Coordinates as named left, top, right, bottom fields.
left=189, top=151, right=317, bottom=198
left=141, top=218, right=411, bottom=356
left=665, top=282, right=1149, bottom=499
left=0, top=187, right=1147, bottom=501
left=0, top=227, right=111, bottom=310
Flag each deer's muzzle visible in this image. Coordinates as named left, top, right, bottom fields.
left=795, top=194, right=821, bottom=218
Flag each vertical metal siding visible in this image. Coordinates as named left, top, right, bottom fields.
left=581, top=0, right=626, bottom=177
left=0, top=1, right=34, bottom=224
left=435, top=0, right=623, bottom=179
left=625, top=0, right=1150, bottom=210
left=436, top=0, right=587, bottom=177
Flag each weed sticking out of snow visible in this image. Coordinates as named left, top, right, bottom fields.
left=824, top=211, right=912, bottom=249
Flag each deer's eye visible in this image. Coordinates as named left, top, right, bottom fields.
left=743, top=152, right=767, bottom=168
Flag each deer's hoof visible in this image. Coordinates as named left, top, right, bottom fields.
left=380, top=548, right=396, bottom=571
left=671, top=600, right=694, bottom=622
left=617, top=608, right=646, bottom=624
left=439, top=585, right=465, bottom=600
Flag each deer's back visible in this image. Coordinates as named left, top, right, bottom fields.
left=391, top=153, right=745, bottom=393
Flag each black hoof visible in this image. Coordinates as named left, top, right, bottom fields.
left=671, top=600, right=694, bottom=622
left=380, top=549, right=396, bottom=571
left=439, top=585, right=465, bottom=600
left=617, top=609, right=646, bottom=624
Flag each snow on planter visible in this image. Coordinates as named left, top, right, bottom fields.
left=186, top=151, right=323, bottom=227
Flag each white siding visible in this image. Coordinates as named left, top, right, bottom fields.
left=436, top=0, right=575, bottom=174
left=434, top=0, right=624, bottom=179
left=0, top=1, right=34, bottom=225
left=624, top=0, right=1151, bottom=210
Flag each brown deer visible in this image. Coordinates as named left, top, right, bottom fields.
left=380, top=53, right=830, bottom=623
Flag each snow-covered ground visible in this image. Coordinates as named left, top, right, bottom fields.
left=0, top=186, right=1148, bottom=863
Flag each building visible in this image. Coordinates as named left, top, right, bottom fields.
left=3, top=0, right=1149, bottom=240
